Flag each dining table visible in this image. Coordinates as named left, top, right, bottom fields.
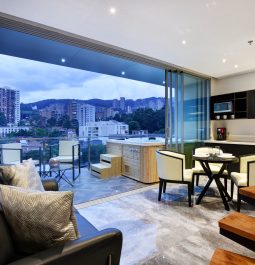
left=193, top=154, right=239, bottom=211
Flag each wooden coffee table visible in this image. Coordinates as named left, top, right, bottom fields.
left=238, top=186, right=255, bottom=211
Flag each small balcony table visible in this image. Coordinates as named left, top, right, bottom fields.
left=193, top=154, right=239, bottom=211
left=38, top=163, right=74, bottom=187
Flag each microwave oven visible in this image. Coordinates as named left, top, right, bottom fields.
left=213, top=101, right=233, bottom=114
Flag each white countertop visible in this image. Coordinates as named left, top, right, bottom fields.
left=204, top=140, right=255, bottom=146
left=107, top=139, right=165, bottom=147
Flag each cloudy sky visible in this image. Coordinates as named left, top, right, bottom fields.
left=0, top=54, right=164, bottom=104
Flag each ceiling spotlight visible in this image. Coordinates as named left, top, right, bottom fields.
left=182, top=40, right=186, bottom=45
left=110, top=7, right=116, bottom=14
left=234, top=64, right=239, bottom=68
left=248, top=40, right=254, bottom=45
left=61, top=58, right=66, bottom=63
left=222, top=58, right=226, bottom=63
left=121, top=71, right=125, bottom=75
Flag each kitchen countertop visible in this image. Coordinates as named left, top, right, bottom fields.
left=107, top=139, right=165, bottom=147
left=204, top=140, right=255, bottom=146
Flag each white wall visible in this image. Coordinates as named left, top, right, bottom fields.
left=211, top=71, right=255, bottom=96
left=211, top=71, right=255, bottom=139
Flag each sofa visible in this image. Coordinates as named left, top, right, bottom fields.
left=0, top=179, right=123, bottom=265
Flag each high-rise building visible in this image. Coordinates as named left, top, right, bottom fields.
left=112, top=99, right=119, bottom=109
left=0, top=87, right=20, bottom=124
left=72, top=101, right=95, bottom=125
left=120, top=97, right=125, bottom=111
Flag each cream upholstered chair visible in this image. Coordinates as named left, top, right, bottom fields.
left=231, top=154, right=255, bottom=210
left=192, top=147, right=228, bottom=187
left=0, top=143, right=41, bottom=166
left=50, top=140, right=81, bottom=181
left=156, top=150, right=193, bottom=207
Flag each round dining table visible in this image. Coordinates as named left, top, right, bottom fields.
left=193, top=154, right=239, bottom=211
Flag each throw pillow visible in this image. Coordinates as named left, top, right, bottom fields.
left=0, top=185, right=79, bottom=254
left=0, top=159, right=44, bottom=191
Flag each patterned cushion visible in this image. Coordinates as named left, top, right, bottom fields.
left=0, top=159, right=44, bottom=191
left=0, top=185, right=79, bottom=254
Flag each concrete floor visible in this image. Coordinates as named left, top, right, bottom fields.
left=58, top=167, right=148, bottom=205
left=78, top=177, right=255, bottom=265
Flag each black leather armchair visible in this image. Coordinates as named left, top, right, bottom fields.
left=0, top=180, right=123, bottom=265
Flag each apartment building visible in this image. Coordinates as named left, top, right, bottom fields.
left=79, top=120, right=129, bottom=137
left=71, top=102, right=95, bottom=126
left=0, top=87, right=20, bottom=124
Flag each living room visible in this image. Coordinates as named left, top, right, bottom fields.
left=0, top=1, right=255, bottom=265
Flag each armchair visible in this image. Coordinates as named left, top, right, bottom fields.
left=156, top=150, right=194, bottom=207
left=230, top=154, right=255, bottom=211
left=50, top=140, right=81, bottom=181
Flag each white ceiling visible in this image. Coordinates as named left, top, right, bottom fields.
left=0, top=0, right=255, bottom=78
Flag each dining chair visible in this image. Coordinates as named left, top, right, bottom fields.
left=156, top=150, right=194, bottom=207
left=50, top=140, right=81, bottom=181
left=230, top=154, right=255, bottom=211
left=192, top=147, right=228, bottom=187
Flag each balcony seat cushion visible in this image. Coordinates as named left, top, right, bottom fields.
left=0, top=159, right=44, bottom=191
left=0, top=185, right=79, bottom=254
left=53, top=155, right=79, bottom=163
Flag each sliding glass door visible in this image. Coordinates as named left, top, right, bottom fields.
left=165, top=71, right=210, bottom=167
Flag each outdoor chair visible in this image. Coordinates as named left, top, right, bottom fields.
left=50, top=140, right=81, bottom=181
left=192, top=147, right=228, bottom=188
left=156, top=150, right=194, bottom=207
left=230, top=154, right=255, bottom=211
left=0, top=143, right=41, bottom=166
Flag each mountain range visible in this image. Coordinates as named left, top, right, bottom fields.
left=21, top=97, right=165, bottom=111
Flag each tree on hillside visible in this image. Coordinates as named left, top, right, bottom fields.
left=128, top=121, right=140, bottom=131
left=47, top=117, right=57, bottom=127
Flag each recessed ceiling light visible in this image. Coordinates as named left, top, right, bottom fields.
left=182, top=40, right=186, bottom=45
left=61, top=58, right=66, bottom=63
left=234, top=64, right=239, bottom=68
left=222, top=58, right=226, bottom=63
left=121, top=71, right=125, bottom=75
left=110, top=7, right=116, bottom=14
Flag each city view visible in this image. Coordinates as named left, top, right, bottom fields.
left=0, top=54, right=165, bottom=163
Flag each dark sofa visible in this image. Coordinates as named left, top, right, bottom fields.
left=0, top=180, right=123, bottom=265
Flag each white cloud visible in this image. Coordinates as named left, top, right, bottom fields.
left=0, top=54, right=164, bottom=103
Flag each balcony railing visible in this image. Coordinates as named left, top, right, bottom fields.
left=0, top=134, right=165, bottom=167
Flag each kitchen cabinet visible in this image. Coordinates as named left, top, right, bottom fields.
left=210, top=89, right=255, bottom=120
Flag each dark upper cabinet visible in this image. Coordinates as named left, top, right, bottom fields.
left=247, top=90, right=255, bottom=118
left=211, top=89, right=255, bottom=120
